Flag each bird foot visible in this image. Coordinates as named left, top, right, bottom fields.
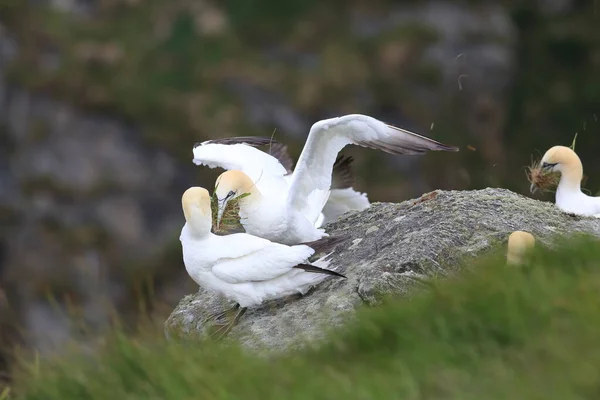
left=207, top=304, right=247, bottom=341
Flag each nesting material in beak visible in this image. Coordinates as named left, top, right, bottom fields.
left=210, top=192, right=249, bottom=234
left=527, top=159, right=560, bottom=194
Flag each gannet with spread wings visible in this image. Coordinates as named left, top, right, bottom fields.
left=193, top=114, right=459, bottom=244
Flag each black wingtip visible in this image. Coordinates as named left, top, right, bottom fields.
left=331, top=154, right=356, bottom=189
left=200, top=136, right=278, bottom=147
left=441, top=144, right=460, bottom=152
left=302, top=235, right=349, bottom=254
left=268, top=142, right=295, bottom=174
left=383, top=124, right=461, bottom=154
left=293, top=263, right=347, bottom=278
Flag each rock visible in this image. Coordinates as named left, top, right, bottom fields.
left=165, top=188, right=600, bottom=350
left=0, top=24, right=195, bottom=354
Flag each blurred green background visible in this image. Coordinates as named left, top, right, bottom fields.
left=0, top=0, right=599, bottom=385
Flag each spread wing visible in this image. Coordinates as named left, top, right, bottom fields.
left=287, top=114, right=458, bottom=222
left=192, top=139, right=288, bottom=182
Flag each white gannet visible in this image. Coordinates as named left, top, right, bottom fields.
left=180, top=186, right=346, bottom=338
left=193, top=114, right=459, bottom=244
left=531, top=146, right=600, bottom=217
left=193, top=137, right=367, bottom=230
left=506, top=231, right=536, bottom=266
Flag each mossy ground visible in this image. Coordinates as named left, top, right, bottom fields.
left=8, top=236, right=600, bottom=399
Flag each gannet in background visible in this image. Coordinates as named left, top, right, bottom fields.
left=194, top=114, right=459, bottom=244
left=506, top=231, right=536, bottom=266
left=180, top=187, right=346, bottom=338
left=531, top=146, right=600, bottom=217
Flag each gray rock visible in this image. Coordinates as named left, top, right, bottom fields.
left=165, top=188, right=600, bottom=350
left=0, top=24, right=193, bottom=354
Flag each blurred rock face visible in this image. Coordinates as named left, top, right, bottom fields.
left=0, top=86, right=193, bottom=351
left=0, top=25, right=195, bottom=352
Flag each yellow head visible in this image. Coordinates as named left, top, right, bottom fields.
left=182, top=187, right=212, bottom=236
left=214, top=170, right=260, bottom=228
left=506, top=231, right=536, bottom=266
left=539, top=146, right=583, bottom=188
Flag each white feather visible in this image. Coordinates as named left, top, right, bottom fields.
left=193, top=143, right=287, bottom=182
left=181, top=224, right=337, bottom=308
left=555, top=188, right=600, bottom=216
left=321, top=188, right=370, bottom=225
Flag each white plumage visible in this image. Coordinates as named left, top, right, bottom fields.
left=535, top=146, right=600, bottom=217
left=180, top=187, right=345, bottom=310
left=321, top=187, right=370, bottom=225
left=193, top=114, right=458, bottom=244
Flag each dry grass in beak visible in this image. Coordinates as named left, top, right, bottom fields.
left=210, top=192, right=249, bottom=234
left=527, top=159, right=560, bottom=193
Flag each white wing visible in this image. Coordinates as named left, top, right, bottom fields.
left=321, top=187, right=370, bottom=224
left=287, top=114, right=458, bottom=222
left=212, top=242, right=314, bottom=284
left=192, top=142, right=287, bottom=183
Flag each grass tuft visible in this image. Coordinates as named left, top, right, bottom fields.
left=11, top=236, right=600, bottom=399
left=210, top=190, right=250, bottom=234
left=527, top=158, right=561, bottom=193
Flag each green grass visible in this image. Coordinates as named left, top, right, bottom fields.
left=10, top=236, right=600, bottom=399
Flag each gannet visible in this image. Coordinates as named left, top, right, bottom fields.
left=180, top=186, right=346, bottom=338
left=194, top=114, right=459, bottom=244
left=506, top=231, right=536, bottom=266
left=531, top=146, right=600, bottom=217
left=193, top=137, right=368, bottom=229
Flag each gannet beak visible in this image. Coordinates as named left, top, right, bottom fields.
left=530, top=183, right=538, bottom=194
left=216, top=198, right=229, bottom=229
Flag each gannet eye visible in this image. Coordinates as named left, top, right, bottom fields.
left=542, top=162, right=557, bottom=170
left=227, top=190, right=236, bottom=198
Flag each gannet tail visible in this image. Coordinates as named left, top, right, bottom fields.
left=301, top=234, right=348, bottom=254
left=293, top=264, right=346, bottom=278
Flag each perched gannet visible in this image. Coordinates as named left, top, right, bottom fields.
left=506, top=231, right=536, bottom=266
left=531, top=146, right=600, bottom=217
left=180, top=186, right=346, bottom=337
left=194, top=114, right=459, bottom=244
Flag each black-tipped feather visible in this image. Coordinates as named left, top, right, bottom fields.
left=302, top=235, right=348, bottom=254
left=354, top=124, right=459, bottom=155
left=331, top=154, right=356, bottom=189
left=386, top=124, right=460, bottom=152
left=293, top=263, right=346, bottom=278
left=194, top=136, right=277, bottom=149
left=267, top=142, right=295, bottom=174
